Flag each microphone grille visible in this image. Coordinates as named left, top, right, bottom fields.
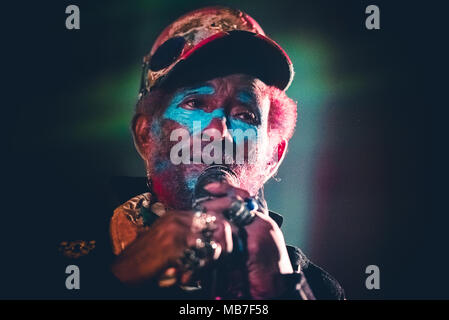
left=193, top=165, right=237, bottom=204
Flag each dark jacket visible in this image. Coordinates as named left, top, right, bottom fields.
left=56, top=177, right=345, bottom=300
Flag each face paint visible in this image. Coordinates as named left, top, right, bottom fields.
left=150, top=120, right=162, bottom=136
left=230, top=90, right=261, bottom=142
left=229, top=118, right=258, bottom=140
left=184, top=171, right=200, bottom=192
left=164, top=86, right=260, bottom=140
left=236, top=90, right=256, bottom=105
left=154, top=159, right=171, bottom=173
left=164, top=106, right=226, bottom=133
left=163, top=86, right=220, bottom=133
left=145, top=75, right=277, bottom=209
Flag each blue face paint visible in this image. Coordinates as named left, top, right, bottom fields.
left=236, top=91, right=256, bottom=105
left=163, top=86, right=224, bottom=133
left=229, top=118, right=258, bottom=142
left=163, top=85, right=259, bottom=142
left=154, top=159, right=171, bottom=173
left=165, top=107, right=226, bottom=134
left=151, top=120, right=162, bottom=136
left=184, top=174, right=199, bottom=192
left=231, top=91, right=260, bottom=142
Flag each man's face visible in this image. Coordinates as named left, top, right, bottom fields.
left=143, top=74, right=282, bottom=209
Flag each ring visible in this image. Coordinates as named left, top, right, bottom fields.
left=179, top=247, right=203, bottom=270
left=191, top=210, right=217, bottom=236
left=179, top=238, right=219, bottom=271
left=224, top=198, right=257, bottom=227
left=178, top=210, right=219, bottom=272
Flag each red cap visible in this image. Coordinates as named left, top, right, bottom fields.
left=139, top=6, right=294, bottom=99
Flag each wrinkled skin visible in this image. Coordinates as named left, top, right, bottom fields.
left=112, top=74, right=295, bottom=299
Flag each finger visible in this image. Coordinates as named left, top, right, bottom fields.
left=244, top=210, right=278, bottom=236
left=180, top=270, right=194, bottom=285
left=200, top=197, right=234, bottom=213
left=202, top=182, right=228, bottom=196
left=158, top=267, right=178, bottom=287
left=213, top=219, right=234, bottom=254
left=204, top=181, right=250, bottom=200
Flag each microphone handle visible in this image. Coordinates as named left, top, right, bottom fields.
left=192, top=165, right=238, bottom=298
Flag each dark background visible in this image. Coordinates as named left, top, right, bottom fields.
left=1, top=0, right=448, bottom=299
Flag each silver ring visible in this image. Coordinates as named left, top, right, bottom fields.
left=179, top=238, right=219, bottom=271
left=179, top=210, right=219, bottom=272
left=191, top=210, right=217, bottom=235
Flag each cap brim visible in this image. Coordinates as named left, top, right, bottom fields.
left=156, top=30, right=294, bottom=92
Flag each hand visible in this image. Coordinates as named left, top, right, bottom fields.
left=203, top=182, right=295, bottom=299
left=111, top=207, right=234, bottom=287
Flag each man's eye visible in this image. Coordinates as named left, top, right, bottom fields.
left=180, top=98, right=201, bottom=110
left=233, top=111, right=257, bottom=124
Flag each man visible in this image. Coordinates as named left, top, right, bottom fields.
left=109, top=6, right=344, bottom=300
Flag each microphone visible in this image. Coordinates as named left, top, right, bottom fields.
left=192, top=165, right=238, bottom=207
left=191, top=165, right=238, bottom=298
left=192, top=165, right=252, bottom=299
left=193, top=165, right=259, bottom=226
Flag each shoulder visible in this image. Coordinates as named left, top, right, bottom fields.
left=286, top=245, right=346, bottom=300
left=110, top=192, right=156, bottom=255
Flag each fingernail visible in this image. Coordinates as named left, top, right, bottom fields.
left=164, top=267, right=177, bottom=277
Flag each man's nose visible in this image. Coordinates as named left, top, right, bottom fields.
left=203, top=116, right=232, bottom=141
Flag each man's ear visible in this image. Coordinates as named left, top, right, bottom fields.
left=265, top=139, right=288, bottom=181
left=132, top=114, right=151, bottom=160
